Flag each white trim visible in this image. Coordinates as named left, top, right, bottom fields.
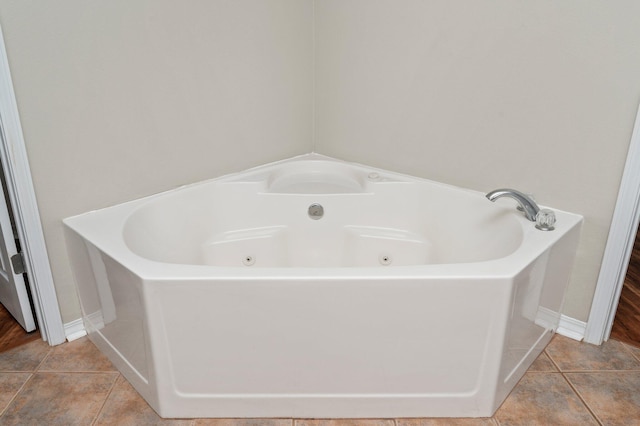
left=557, top=315, right=587, bottom=342
left=64, top=318, right=87, bottom=342
left=538, top=306, right=586, bottom=341
left=584, top=101, right=640, bottom=345
left=0, top=24, right=66, bottom=345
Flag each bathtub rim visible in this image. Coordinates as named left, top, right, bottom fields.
left=64, top=208, right=582, bottom=282
left=63, top=153, right=583, bottom=281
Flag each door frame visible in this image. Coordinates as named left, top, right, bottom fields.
left=0, top=25, right=65, bottom=345
left=584, top=101, right=640, bottom=345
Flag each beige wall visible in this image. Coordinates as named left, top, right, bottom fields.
left=0, top=1, right=314, bottom=322
left=315, top=0, right=640, bottom=321
left=1, top=1, right=639, bottom=325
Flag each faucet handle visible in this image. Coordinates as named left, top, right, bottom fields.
left=535, top=209, right=556, bottom=231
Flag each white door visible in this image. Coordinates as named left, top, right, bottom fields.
left=0, top=170, right=35, bottom=332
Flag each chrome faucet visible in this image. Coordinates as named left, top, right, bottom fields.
left=486, top=188, right=540, bottom=222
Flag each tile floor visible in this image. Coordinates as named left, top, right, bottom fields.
left=0, top=335, right=639, bottom=425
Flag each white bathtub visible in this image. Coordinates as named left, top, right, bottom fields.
left=63, top=154, right=582, bottom=418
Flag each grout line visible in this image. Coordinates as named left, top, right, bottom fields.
left=34, top=345, right=54, bottom=372
left=560, top=372, right=603, bottom=426
left=618, top=341, right=640, bottom=363
left=90, top=372, right=121, bottom=426
left=0, top=372, right=33, bottom=419
left=20, top=366, right=121, bottom=375
left=557, top=368, right=640, bottom=373
left=491, top=370, right=547, bottom=424
left=35, top=369, right=121, bottom=374
left=539, top=352, right=640, bottom=374
left=543, top=348, right=563, bottom=373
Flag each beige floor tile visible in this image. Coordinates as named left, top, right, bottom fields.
left=0, top=373, right=31, bottom=413
left=0, top=339, right=51, bottom=372
left=545, top=335, right=640, bottom=371
left=527, top=352, right=558, bottom=372
left=565, top=371, right=640, bottom=426
left=494, top=372, right=598, bottom=425
left=397, top=418, right=496, bottom=425
left=295, top=420, right=394, bottom=426
left=94, top=375, right=192, bottom=425
left=11, top=334, right=640, bottom=425
left=196, top=419, right=292, bottom=426
left=0, top=372, right=118, bottom=425
left=39, top=336, right=116, bottom=372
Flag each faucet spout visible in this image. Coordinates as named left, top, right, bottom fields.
left=486, top=188, right=540, bottom=222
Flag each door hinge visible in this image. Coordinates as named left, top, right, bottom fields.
left=11, top=252, right=25, bottom=275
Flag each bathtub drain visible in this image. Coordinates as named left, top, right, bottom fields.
left=308, top=203, right=324, bottom=220
left=379, top=254, right=392, bottom=266
left=242, top=256, right=255, bottom=266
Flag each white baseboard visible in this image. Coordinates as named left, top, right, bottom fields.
left=536, top=307, right=586, bottom=342
left=556, top=314, right=587, bottom=341
left=64, top=318, right=87, bottom=342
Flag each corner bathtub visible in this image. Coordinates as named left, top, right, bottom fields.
left=63, top=154, right=582, bottom=418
